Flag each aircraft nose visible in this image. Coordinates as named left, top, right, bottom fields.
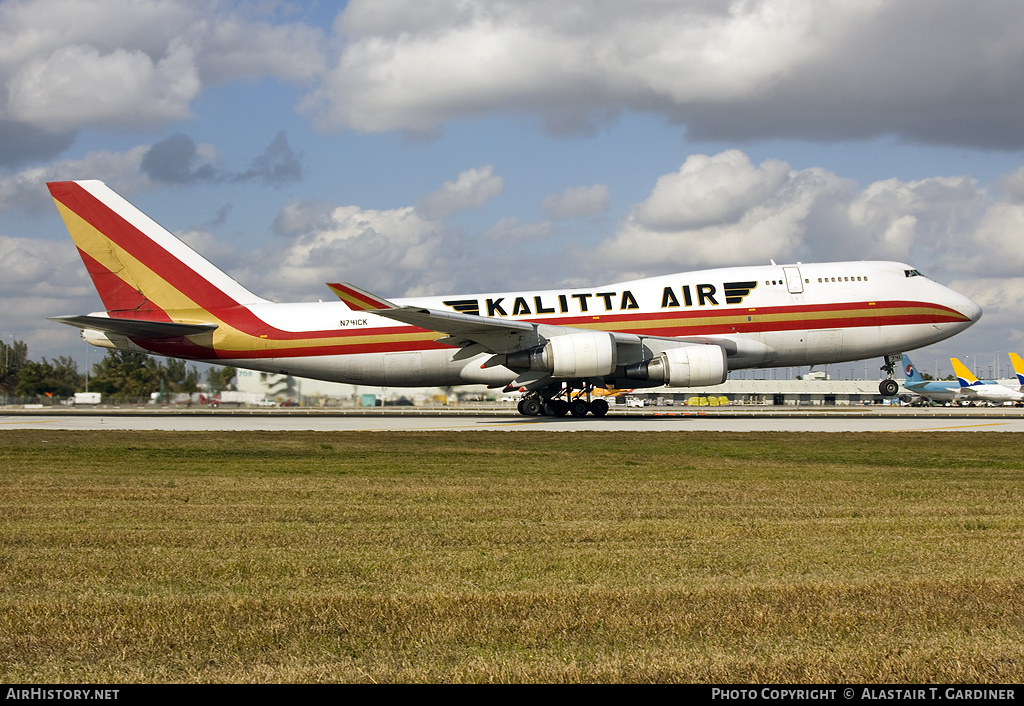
left=957, top=294, right=982, bottom=324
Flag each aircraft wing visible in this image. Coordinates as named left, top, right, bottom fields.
left=50, top=315, right=218, bottom=339
left=327, top=282, right=652, bottom=390
left=327, top=282, right=547, bottom=356
left=326, top=282, right=741, bottom=393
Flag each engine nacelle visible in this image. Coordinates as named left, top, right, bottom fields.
left=81, top=328, right=148, bottom=353
left=624, top=344, right=727, bottom=387
left=505, top=331, right=617, bottom=378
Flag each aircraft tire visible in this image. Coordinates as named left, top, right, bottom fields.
left=879, top=379, right=899, bottom=397
left=570, top=400, right=590, bottom=417
left=590, top=399, right=609, bottom=417
left=544, top=400, right=569, bottom=416
left=522, top=398, right=543, bottom=416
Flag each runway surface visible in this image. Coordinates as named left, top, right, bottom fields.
left=3, top=407, right=1024, bottom=432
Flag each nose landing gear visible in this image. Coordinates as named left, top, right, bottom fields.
left=879, top=353, right=901, bottom=397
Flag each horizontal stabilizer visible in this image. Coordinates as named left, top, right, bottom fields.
left=50, top=315, right=218, bottom=339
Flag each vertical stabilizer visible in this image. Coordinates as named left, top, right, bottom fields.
left=901, top=354, right=928, bottom=385
left=1009, top=353, right=1024, bottom=388
left=950, top=358, right=979, bottom=388
left=47, top=180, right=267, bottom=321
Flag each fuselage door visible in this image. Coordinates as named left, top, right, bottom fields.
left=783, top=266, right=804, bottom=294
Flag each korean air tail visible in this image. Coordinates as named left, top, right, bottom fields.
left=47, top=180, right=267, bottom=328
left=901, top=354, right=928, bottom=385
left=1010, top=353, right=1024, bottom=388
left=950, top=357, right=980, bottom=388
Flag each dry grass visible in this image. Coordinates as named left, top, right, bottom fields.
left=1, top=430, right=1022, bottom=682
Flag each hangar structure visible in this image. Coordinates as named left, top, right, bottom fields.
left=638, top=379, right=905, bottom=407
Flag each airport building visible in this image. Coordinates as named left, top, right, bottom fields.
left=234, top=367, right=925, bottom=408
left=639, top=378, right=900, bottom=407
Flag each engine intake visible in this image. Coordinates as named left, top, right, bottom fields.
left=624, top=344, right=727, bottom=387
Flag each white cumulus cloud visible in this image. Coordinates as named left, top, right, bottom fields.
left=587, top=150, right=1002, bottom=284
left=415, top=165, right=504, bottom=220
left=0, top=0, right=325, bottom=137
left=305, top=0, right=1024, bottom=149
left=0, top=145, right=154, bottom=214
left=540, top=184, right=609, bottom=219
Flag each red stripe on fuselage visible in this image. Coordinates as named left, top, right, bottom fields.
left=136, top=334, right=452, bottom=360
left=528, top=299, right=965, bottom=328
left=134, top=300, right=964, bottom=362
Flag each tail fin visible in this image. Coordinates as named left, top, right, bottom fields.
left=47, top=180, right=267, bottom=321
left=901, top=354, right=927, bottom=385
left=1010, top=353, right=1024, bottom=388
left=950, top=357, right=979, bottom=388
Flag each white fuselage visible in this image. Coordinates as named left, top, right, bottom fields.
left=195, top=261, right=980, bottom=389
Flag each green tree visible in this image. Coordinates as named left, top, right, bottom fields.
left=89, top=350, right=162, bottom=400
left=0, top=339, right=29, bottom=395
left=205, top=365, right=236, bottom=392
left=13, top=356, right=84, bottom=398
left=162, top=358, right=200, bottom=394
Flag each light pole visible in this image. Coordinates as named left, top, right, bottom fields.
left=3, top=334, right=10, bottom=405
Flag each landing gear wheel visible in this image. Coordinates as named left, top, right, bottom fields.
left=521, top=398, right=543, bottom=416
left=570, top=400, right=590, bottom=417
left=879, top=379, right=899, bottom=397
left=544, top=400, right=569, bottom=417
left=590, top=399, right=609, bottom=417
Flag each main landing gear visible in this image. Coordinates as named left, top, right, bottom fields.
left=517, top=382, right=610, bottom=418
left=879, top=353, right=901, bottom=397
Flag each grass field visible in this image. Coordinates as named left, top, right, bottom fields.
left=1, top=430, right=1022, bottom=683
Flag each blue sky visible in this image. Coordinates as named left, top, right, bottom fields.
left=3, top=0, right=1024, bottom=379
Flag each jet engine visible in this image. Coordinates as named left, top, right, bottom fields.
left=505, top=331, right=617, bottom=377
left=81, top=328, right=148, bottom=353
left=624, top=344, right=727, bottom=387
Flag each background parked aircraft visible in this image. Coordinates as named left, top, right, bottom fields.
left=950, top=357, right=1024, bottom=405
left=1010, top=353, right=1024, bottom=389
left=900, top=354, right=960, bottom=404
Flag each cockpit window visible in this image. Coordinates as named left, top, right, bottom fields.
left=904, top=269, right=923, bottom=278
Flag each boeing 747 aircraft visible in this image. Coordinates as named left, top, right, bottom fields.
left=47, top=180, right=982, bottom=416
